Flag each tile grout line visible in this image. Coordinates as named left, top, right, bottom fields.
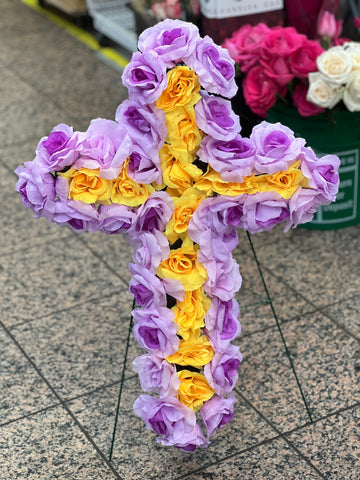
left=0, top=375, right=139, bottom=430
left=7, top=289, right=129, bottom=331
left=0, top=319, right=124, bottom=480
left=175, top=436, right=281, bottom=480
left=235, top=391, right=329, bottom=480
left=240, top=255, right=360, bottom=343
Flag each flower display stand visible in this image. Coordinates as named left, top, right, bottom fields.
left=267, top=105, right=360, bottom=229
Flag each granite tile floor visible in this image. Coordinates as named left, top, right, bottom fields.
left=1, top=2, right=359, bottom=479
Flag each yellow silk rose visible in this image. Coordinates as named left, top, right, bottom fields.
left=256, top=161, right=305, bottom=199
left=172, top=288, right=211, bottom=340
left=176, top=370, right=215, bottom=411
left=111, top=163, right=154, bottom=207
left=166, top=334, right=214, bottom=368
left=159, top=144, right=202, bottom=195
left=157, top=237, right=207, bottom=291
left=195, top=169, right=257, bottom=197
left=60, top=168, right=112, bottom=205
left=165, top=107, right=203, bottom=154
left=166, top=187, right=206, bottom=243
left=156, top=66, right=201, bottom=112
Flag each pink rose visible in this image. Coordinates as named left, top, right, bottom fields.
left=261, top=27, right=305, bottom=58
left=317, top=11, right=343, bottom=40
left=243, top=66, right=283, bottom=117
left=260, top=55, right=293, bottom=86
left=290, top=39, right=324, bottom=78
left=223, top=23, right=270, bottom=73
left=293, top=84, right=324, bottom=117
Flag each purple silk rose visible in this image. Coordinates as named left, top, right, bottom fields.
left=15, top=161, right=56, bottom=217
left=130, top=192, right=174, bottom=233
left=299, top=146, right=340, bottom=203
left=137, top=19, right=200, bottom=67
left=285, top=187, right=322, bottom=231
left=45, top=197, right=99, bottom=233
left=195, top=94, right=240, bottom=141
left=128, top=230, right=170, bottom=273
left=116, top=100, right=167, bottom=152
left=241, top=192, right=290, bottom=234
left=198, top=252, right=242, bottom=301
left=251, top=121, right=305, bottom=175
left=122, top=50, right=167, bottom=105
left=127, top=145, right=162, bottom=185
left=198, top=134, right=256, bottom=183
left=204, top=344, right=242, bottom=395
left=200, top=392, right=236, bottom=438
left=129, top=263, right=168, bottom=307
left=133, top=395, right=208, bottom=451
left=132, top=354, right=180, bottom=397
left=35, top=123, right=79, bottom=172
left=132, top=306, right=179, bottom=357
left=204, top=297, right=241, bottom=351
left=72, top=118, right=132, bottom=180
left=97, top=204, right=135, bottom=234
left=185, top=36, right=237, bottom=98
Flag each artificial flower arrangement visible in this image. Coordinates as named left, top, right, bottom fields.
left=223, top=11, right=360, bottom=117
left=15, top=19, right=340, bottom=451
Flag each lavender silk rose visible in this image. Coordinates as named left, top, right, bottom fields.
left=138, top=19, right=200, bottom=67
left=132, top=354, right=180, bottom=397
left=122, top=50, right=167, bottom=105
left=204, top=297, right=241, bottom=351
left=200, top=392, right=236, bottom=438
left=251, top=121, right=305, bottom=175
left=204, top=344, right=242, bottom=395
left=115, top=100, right=167, bottom=151
left=130, top=192, right=174, bottom=233
left=132, top=306, right=179, bottom=357
left=128, top=230, right=170, bottom=273
left=129, top=263, right=168, bottom=307
left=73, top=118, right=132, bottom=180
left=133, top=395, right=208, bottom=451
left=195, top=94, right=240, bottom=141
left=198, top=134, right=256, bottom=182
left=35, top=123, right=79, bottom=172
left=185, top=35, right=238, bottom=98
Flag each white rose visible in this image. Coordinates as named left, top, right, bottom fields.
left=343, top=72, right=360, bottom=111
left=343, top=42, right=360, bottom=71
left=316, top=46, right=352, bottom=86
left=306, top=72, right=341, bottom=109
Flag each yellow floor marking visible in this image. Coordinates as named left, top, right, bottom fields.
left=21, top=0, right=130, bottom=69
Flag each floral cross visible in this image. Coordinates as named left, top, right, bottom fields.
left=15, top=20, right=340, bottom=451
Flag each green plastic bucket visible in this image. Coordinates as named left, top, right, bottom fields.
left=267, top=105, right=360, bottom=230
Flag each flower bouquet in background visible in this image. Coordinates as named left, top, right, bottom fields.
left=15, top=20, right=340, bottom=450
left=223, top=10, right=360, bottom=229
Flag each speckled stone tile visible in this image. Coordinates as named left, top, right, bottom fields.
left=1, top=166, right=72, bottom=255
left=9, top=292, right=142, bottom=399
left=253, top=225, right=360, bottom=307
left=0, top=137, right=39, bottom=173
left=0, top=66, right=34, bottom=105
left=0, top=235, right=123, bottom=327
left=80, top=231, right=133, bottom=286
left=0, top=328, right=57, bottom=426
left=0, top=2, right=61, bottom=36
left=322, top=295, right=360, bottom=339
left=234, top=249, right=315, bottom=336
left=237, top=312, right=360, bottom=432
left=286, top=406, right=360, bottom=480
left=184, top=437, right=322, bottom=480
left=67, top=377, right=277, bottom=480
left=0, top=91, right=75, bottom=149
left=0, top=405, right=118, bottom=480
